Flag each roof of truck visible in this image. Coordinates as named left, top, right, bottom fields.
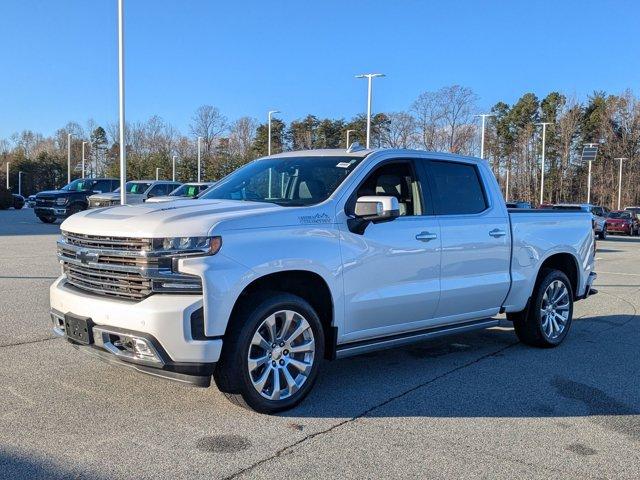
left=266, top=148, right=484, bottom=164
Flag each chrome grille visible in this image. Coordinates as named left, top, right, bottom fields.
left=58, top=231, right=201, bottom=301
left=36, top=197, right=55, bottom=206
left=63, top=263, right=151, bottom=300
left=63, top=231, right=152, bottom=251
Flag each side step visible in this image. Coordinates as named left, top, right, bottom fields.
left=335, top=318, right=500, bottom=359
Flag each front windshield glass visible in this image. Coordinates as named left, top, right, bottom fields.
left=61, top=179, right=93, bottom=191
left=609, top=212, right=631, bottom=219
left=200, top=156, right=364, bottom=206
left=125, top=182, right=151, bottom=194
left=169, top=184, right=202, bottom=197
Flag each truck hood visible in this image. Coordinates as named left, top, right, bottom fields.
left=89, top=192, right=120, bottom=201
left=36, top=190, right=67, bottom=198
left=61, top=199, right=283, bottom=237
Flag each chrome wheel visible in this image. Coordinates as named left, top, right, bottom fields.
left=540, top=280, right=570, bottom=340
left=247, top=310, right=315, bottom=401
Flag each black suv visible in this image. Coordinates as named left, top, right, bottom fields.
left=34, top=178, right=118, bottom=223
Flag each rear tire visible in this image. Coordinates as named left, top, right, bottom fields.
left=509, top=269, right=574, bottom=348
left=37, top=215, right=56, bottom=224
left=214, top=292, right=325, bottom=414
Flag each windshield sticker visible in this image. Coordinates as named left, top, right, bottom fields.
left=298, top=213, right=332, bottom=224
left=336, top=161, right=353, bottom=168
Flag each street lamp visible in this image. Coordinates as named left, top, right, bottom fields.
left=355, top=73, right=385, bottom=149
left=535, top=122, right=553, bottom=206
left=67, top=133, right=72, bottom=184
left=476, top=114, right=494, bottom=159
left=267, top=110, right=280, bottom=156
left=614, top=157, right=628, bottom=210
left=197, top=136, right=202, bottom=182
left=505, top=169, right=510, bottom=201
left=346, top=129, right=356, bottom=148
left=5, top=162, right=9, bottom=190
left=81, top=141, right=88, bottom=178
left=117, top=0, right=127, bottom=205
left=172, top=155, right=177, bottom=182
left=18, top=171, right=23, bottom=197
left=156, top=167, right=160, bottom=181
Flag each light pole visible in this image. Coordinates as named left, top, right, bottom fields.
left=5, top=162, right=9, bottom=190
left=346, top=129, right=355, bottom=148
left=355, top=73, right=385, bottom=149
left=67, top=133, right=72, bottom=184
left=535, top=122, right=553, bottom=206
left=81, top=141, right=88, bottom=178
left=18, top=171, right=23, bottom=197
left=267, top=110, right=280, bottom=156
left=197, top=136, right=202, bottom=182
left=476, top=114, right=494, bottom=159
left=156, top=167, right=160, bottom=181
left=117, top=0, right=127, bottom=205
left=615, top=157, right=628, bottom=210
left=505, top=169, right=510, bottom=201
left=172, top=155, right=177, bottom=182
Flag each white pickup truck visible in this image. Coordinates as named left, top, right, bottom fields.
left=50, top=148, right=597, bottom=413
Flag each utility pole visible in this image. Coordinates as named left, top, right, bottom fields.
left=346, top=129, right=355, bottom=148
left=67, top=133, right=73, bottom=184
left=81, top=141, right=87, bottom=178
left=355, top=73, right=385, bottom=148
left=476, top=114, right=494, bottom=159
left=117, top=0, right=127, bottom=205
left=615, top=157, right=628, bottom=210
left=197, top=136, right=202, bottom=182
left=172, top=155, right=176, bottom=182
left=535, top=122, right=553, bottom=206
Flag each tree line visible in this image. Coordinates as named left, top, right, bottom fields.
left=1, top=86, right=639, bottom=208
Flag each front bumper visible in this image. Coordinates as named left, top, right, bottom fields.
left=50, top=276, right=222, bottom=386
left=605, top=224, right=631, bottom=233
left=35, top=206, right=67, bottom=217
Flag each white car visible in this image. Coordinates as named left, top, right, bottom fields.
left=145, top=182, right=215, bottom=203
left=51, top=148, right=597, bottom=413
left=87, top=180, right=182, bottom=207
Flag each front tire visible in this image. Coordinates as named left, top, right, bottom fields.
left=214, top=292, right=324, bottom=413
left=509, top=269, right=574, bottom=348
left=598, top=226, right=607, bottom=240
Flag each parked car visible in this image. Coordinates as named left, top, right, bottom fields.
left=51, top=148, right=597, bottom=413
left=145, top=182, right=215, bottom=203
left=12, top=194, right=25, bottom=209
left=88, top=180, right=182, bottom=207
left=606, top=210, right=639, bottom=236
left=26, top=195, right=36, bottom=208
left=34, top=178, right=119, bottom=223
left=506, top=201, right=532, bottom=209
left=624, top=206, right=640, bottom=222
left=552, top=203, right=609, bottom=239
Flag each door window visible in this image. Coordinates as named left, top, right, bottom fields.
left=92, top=180, right=111, bottom=192
left=148, top=184, right=167, bottom=197
left=355, top=162, right=422, bottom=216
left=427, top=161, right=487, bottom=215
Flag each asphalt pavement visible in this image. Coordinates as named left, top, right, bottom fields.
left=1, top=208, right=639, bottom=479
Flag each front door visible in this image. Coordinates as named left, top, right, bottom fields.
left=339, top=160, right=441, bottom=343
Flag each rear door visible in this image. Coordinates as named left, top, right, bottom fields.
left=423, top=159, right=511, bottom=321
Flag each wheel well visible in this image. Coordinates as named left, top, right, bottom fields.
left=537, top=253, right=579, bottom=298
left=230, top=270, right=335, bottom=359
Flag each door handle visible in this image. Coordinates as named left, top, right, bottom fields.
left=489, top=228, right=507, bottom=238
left=416, top=231, right=438, bottom=242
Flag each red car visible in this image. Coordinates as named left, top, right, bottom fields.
left=606, top=211, right=640, bottom=236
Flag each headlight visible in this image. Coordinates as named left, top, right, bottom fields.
left=154, top=236, right=222, bottom=255
left=55, top=197, right=68, bottom=206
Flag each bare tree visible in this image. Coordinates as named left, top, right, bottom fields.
left=228, top=117, right=258, bottom=160
left=380, top=112, right=417, bottom=148
left=189, top=105, right=228, bottom=154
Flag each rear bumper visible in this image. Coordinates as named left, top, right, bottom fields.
left=50, top=276, right=223, bottom=386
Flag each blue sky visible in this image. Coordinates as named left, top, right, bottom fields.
left=1, top=0, right=638, bottom=138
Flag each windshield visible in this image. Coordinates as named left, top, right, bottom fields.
left=609, top=212, right=631, bottom=219
left=61, top=179, right=93, bottom=191
left=200, top=156, right=364, bottom=206
left=169, top=184, right=206, bottom=197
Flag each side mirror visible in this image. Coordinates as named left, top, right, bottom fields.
left=348, top=196, right=400, bottom=234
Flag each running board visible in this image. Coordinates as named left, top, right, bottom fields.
left=335, top=318, right=500, bottom=359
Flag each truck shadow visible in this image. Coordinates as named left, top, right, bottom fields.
left=0, top=210, right=61, bottom=236
left=283, top=315, right=640, bottom=428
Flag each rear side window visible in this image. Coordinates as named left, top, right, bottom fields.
left=428, top=161, right=487, bottom=215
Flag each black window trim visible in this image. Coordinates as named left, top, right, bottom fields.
left=345, top=158, right=434, bottom=217
left=422, top=158, right=490, bottom=217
